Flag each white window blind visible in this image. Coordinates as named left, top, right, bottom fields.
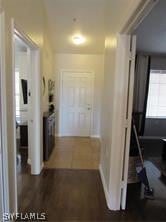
left=146, top=70, right=166, bottom=118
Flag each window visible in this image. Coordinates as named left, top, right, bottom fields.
left=146, top=70, right=166, bottom=118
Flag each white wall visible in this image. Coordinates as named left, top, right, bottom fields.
left=1, top=0, right=54, bottom=212
left=53, top=0, right=144, bottom=211
left=54, top=53, right=104, bottom=137
left=43, top=24, right=54, bottom=112
left=2, top=0, right=54, bottom=113
left=0, top=0, right=147, bottom=213
left=100, top=0, right=143, bottom=210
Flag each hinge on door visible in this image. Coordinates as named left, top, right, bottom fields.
left=129, top=51, right=132, bottom=61
left=124, top=119, right=129, bottom=128
left=121, top=180, right=125, bottom=188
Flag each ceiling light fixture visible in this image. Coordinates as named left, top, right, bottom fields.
left=72, top=35, right=85, bottom=45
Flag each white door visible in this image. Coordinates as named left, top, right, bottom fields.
left=60, top=71, right=94, bottom=136
left=120, top=35, right=136, bottom=210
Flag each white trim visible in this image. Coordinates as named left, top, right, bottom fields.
left=99, top=164, right=110, bottom=210
left=14, top=23, right=39, bottom=49
left=59, top=69, right=95, bottom=137
left=108, top=34, right=134, bottom=211
left=40, top=162, right=44, bottom=172
left=11, top=18, right=18, bottom=213
left=121, top=0, right=159, bottom=34
left=121, top=36, right=136, bottom=210
left=90, top=135, right=100, bottom=139
left=10, top=18, right=42, bottom=212
left=27, top=158, right=31, bottom=165
left=0, top=11, right=10, bottom=215
left=55, top=133, right=62, bottom=137
left=108, top=0, right=158, bottom=211
left=55, top=134, right=101, bottom=139
left=151, top=69, right=166, bottom=74
left=27, top=159, right=44, bottom=172
left=12, top=21, right=42, bottom=175
left=146, top=116, right=166, bottom=119
left=28, top=49, right=42, bottom=175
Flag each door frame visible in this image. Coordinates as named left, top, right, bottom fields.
left=59, top=69, right=95, bottom=137
left=0, top=11, right=10, bottom=216
left=11, top=19, right=42, bottom=210
left=109, top=0, right=159, bottom=210
left=12, top=20, right=42, bottom=176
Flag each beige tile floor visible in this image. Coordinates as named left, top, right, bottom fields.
left=44, top=137, right=101, bottom=170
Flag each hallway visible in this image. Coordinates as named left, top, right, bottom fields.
left=18, top=162, right=166, bottom=221
left=44, top=137, right=100, bottom=170
left=2, top=0, right=166, bottom=219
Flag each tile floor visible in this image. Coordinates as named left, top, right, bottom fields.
left=44, top=137, right=101, bottom=170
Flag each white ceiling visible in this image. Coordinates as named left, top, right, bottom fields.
left=135, top=0, right=166, bottom=54
left=43, top=0, right=106, bottom=54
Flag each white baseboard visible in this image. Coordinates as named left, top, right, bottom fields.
left=90, top=135, right=100, bottom=139
left=41, top=162, right=44, bottom=171
left=27, top=158, right=31, bottom=165
left=28, top=159, right=44, bottom=175
left=99, top=164, right=111, bottom=210
left=55, top=133, right=62, bottom=137
left=56, top=134, right=101, bottom=138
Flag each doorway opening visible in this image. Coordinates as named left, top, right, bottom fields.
left=12, top=24, right=42, bottom=211
left=44, top=70, right=101, bottom=170
left=123, top=0, right=166, bottom=216
left=14, top=35, right=31, bottom=209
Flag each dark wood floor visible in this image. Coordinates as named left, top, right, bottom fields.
left=18, top=160, right=166, bottom=222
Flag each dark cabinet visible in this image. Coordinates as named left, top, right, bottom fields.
left=43, top=112, right=55, bottom=161
left=20, top=124, right=28, bottom=147
left=17, top=119, right=28, bottom=147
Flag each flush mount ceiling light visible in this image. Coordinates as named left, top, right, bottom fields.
left=72, top=35, right=85, bottom=45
